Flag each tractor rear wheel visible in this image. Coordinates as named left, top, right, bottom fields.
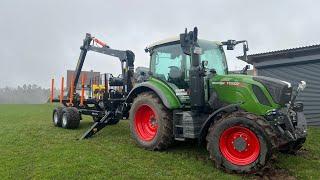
left=52, top=106, right=64, bottom=127
left=61, top=107, right=80, bottom=129
left=206, top=111, right=277, bottom=173
left=129, top=92, right=173, bottom=150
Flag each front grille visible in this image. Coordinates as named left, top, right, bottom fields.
left=252, top=85, right=271, bottom=106
left=253, top=76, right=292, bottom=105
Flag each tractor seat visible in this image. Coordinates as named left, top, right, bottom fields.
left=168, top=66, right=182, bottom=79
left=168, top=66, right=188, bottom=89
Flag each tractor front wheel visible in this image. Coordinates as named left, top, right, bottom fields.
left=206, top=111, right=276, bottom=173
left=129, top=92, right=173, bottom=150
left=61, top=107, right=80, bottom=129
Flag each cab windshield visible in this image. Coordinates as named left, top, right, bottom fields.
left=150, top=40, right=227, bottom=89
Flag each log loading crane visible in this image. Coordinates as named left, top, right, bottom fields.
left=52, top=33, right=135, bottom=139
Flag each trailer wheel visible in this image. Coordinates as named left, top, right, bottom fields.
left=52, top=107, right=64, bottom=127
left=61, top=107, right=80, bottom=129
left=129, top=92, right=173, bottom=150
left=206, top=111, right=276, bottom=173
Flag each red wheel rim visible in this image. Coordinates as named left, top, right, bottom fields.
left=134, top=104, right=158, bottom=141
left=219, top=126, right=260, bottom=166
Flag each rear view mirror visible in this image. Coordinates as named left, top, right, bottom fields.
left=222, top=40, right=249, bottom=62
left=222, top=40, right=237, bottom=50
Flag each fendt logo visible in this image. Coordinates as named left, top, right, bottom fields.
left=212, top=81, right=244, bottom=87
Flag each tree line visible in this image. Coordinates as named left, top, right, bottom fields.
left=0, top=84, right=57, bottom=104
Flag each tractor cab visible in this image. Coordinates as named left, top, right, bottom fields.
left=146, top=37, right=228, bottom=103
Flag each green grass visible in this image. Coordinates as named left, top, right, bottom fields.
left=0, top=104, right=319, bottom=179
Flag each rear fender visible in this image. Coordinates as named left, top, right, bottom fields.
left=126, top=81, right=181, bottom=109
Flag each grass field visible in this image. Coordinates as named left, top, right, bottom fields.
left=0, top=104, right=319, bottom=179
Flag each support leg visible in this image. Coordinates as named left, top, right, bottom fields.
left=79, top=112, right=113, bottom=140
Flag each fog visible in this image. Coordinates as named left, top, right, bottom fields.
left=0, top=0, right=319, bottom=88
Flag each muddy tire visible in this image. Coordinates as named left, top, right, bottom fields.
left=61, top=107, right=80, bottom=129
left=129, top=92, right=173, bottom=150
left=52, top=106, right=64, bottom=127
left=279, top=137, right=306, bottom=154
left=206, top=111, right=277, bottom=173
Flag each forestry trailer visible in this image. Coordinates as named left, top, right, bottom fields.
left=52, top=27, right=307, bottom=173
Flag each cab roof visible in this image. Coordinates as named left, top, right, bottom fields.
left=145, top=36, right=222, bottom=52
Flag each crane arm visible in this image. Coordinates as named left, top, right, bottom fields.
left=71, top=33, right=135, bottom=98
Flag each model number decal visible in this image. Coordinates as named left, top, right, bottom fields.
left=175, top=89, right=188, bottom=96
left=212, top=81, right=244, bottom=87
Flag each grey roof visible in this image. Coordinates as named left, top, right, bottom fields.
left=146, top=36, right=222, bottom=51
left=238, top=44, right=320, bottom=64
left=146, top=36, right=180, bottom=50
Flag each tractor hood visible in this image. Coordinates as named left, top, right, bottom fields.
left=252, top=76, right=292, bottom=105
left=211, top=74, right=292, bottom=110
left=212, top=74, right=292, bottom=106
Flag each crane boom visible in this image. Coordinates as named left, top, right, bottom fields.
left=71, top=33, right=135, bottom=97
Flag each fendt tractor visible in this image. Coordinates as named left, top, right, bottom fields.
left=51, top=27, right=307, bottom=173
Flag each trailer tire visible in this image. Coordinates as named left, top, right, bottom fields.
left=206, top=111, right=276, bottom=173
left=52, top=106, right=64, bottom=127
left=61, top=107, right=80, bottom=129
left=129, top=92, right=173, bottom=150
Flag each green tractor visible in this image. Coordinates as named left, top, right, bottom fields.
left=127, top=27, right=307, bottom=173
left=52, top=27, right=307, bottom=173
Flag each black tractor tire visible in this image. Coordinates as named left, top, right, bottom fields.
left=206, top=111, right=277, bottom=173
left=279, top=137, right=306, bottom=154
left=129, top=92, right=174, bottom=150
left=61, top=107, right=81, bottom=129
left=52, top=106, right=64, bottom=127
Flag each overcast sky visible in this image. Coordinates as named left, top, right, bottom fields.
left=0, top=0, right=319, bottom=88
